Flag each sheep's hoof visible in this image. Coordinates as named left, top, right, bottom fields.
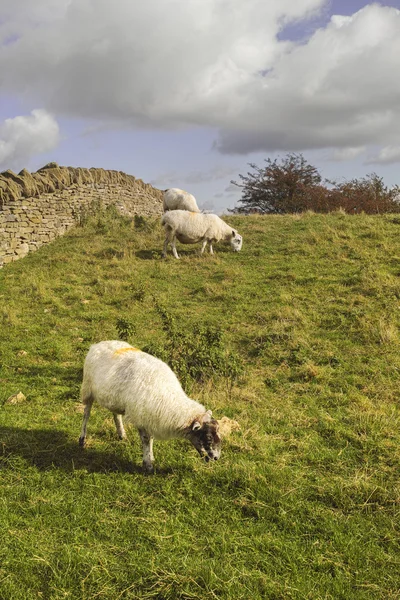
left=143, top=462, right=154, bottom=475
left=79, top=436, right=86, bottom=448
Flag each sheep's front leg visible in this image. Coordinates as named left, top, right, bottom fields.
left=113, top=413, right=126, bottom=440
left=138, top=428, right=154, bottom=473
left=209, top=242, right=214, bottom=255
left=171, top=236, right=180, bottom=259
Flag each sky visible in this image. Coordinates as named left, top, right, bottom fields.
left=0, top=0, right=400, bottom=213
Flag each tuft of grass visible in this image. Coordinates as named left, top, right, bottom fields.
left=1, top=210, right=400, bottom=599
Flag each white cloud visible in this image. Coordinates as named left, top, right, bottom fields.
left=0, top=0, right=323, bottom=125
left=151, top=165, right=239, bottom=188
left=184, top=166, right=240, bottom=184
left=0, top=0, right=70, bottom=44
left=330, top=147, right=366, bottom=161
left=0, top=109, right=60, bottom=169
left=216, top=5, right=400, bottom=153
left=366, top=146, right=400, bottom=165
left=0, top=2, right=399, bottom=157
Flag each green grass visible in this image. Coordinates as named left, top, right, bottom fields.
left=1, top=208, right=399, bottom=599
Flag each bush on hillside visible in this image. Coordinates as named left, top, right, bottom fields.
left=116, top=300, right=243, bottom=390
left=231, top=153, right=322, bottom=214
left=232, top=153, right=400, bottom=214
left=144, top=301, right=243, bottom=390
left=327, top=173, right=400, bottom=214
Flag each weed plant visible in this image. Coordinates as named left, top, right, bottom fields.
left=142, top=298, right=243, bottom=390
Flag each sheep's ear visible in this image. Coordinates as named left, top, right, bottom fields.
left=192, top=421, right=202, bottom=431
left=232, top=230, right=236, bottom=237
left=202, top=411, right=212, bottom=424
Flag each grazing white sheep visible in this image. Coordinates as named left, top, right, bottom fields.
left=79, top=341, right=221, bottom=473
left=161, top=210, right=243, bottom=258
left=163, top=188, right=200, bottom=212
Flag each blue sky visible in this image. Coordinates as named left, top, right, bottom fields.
left=1, top=0, right=400, bottom=212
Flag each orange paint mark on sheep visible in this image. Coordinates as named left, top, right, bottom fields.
left=113, top=347, right=141, bottom=356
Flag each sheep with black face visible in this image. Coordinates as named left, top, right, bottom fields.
left=79, top=341, right=221, bottom=473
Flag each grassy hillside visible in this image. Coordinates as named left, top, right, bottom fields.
left=0, top=209, right=399, bottom=599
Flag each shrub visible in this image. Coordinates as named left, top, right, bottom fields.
left=116, top=318, right=136, bottom=341
left=143, top=300, right=243, bottom=389
left=133, top=215, right=147, bottom=229
left=231, top=153, right=322, bottom=214
left=231, top=153, right=400, bottom=214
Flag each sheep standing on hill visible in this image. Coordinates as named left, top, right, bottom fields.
left=163, top=188, right=200, bottom=212
left=79, top=341, right=221, bottom=473
left=161, top=210, right=243, bottom=258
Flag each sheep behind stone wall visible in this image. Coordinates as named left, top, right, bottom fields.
left=163, top=188, right=200, bottom=212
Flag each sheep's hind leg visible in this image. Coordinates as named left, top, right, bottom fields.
left=171, top=235, right=180, bottom=259
left=138, top=428, right=155, bottom=473
left=162, top=234, right=170, bottom=258
left=200, top=239, right=208, bottom=254
left=113, top=413, right=126, bottom=440
left=79, top=397, right=93, bottom=447
left=162, top=227, right=180, bottom=258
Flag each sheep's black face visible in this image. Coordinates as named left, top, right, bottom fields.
left=187, top=419, right=221, bottom=462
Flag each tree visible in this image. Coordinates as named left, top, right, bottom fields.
left=231, top=154, right=400, bottom=215
left=328, top=173, right=400, bottom=214
left=231, top=153, right=322, bottom=214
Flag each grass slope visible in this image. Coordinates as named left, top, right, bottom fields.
left=1, top=209, right=399, bottom=599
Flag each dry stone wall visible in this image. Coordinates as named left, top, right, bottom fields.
left=0, top=162, right=163, bottom=266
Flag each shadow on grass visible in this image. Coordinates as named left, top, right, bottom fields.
left=2, top=364, right=82, bottom=380
left=135, top=249, right=163, bottom=260
left=135, top=248, right=207, bottom=260
left=0, top=426, right=174, bottom=475
left=1, top=365, right=83, bottom=403
left=94, top=248, right=125, bottom=260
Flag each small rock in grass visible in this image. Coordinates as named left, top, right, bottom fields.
left=6, top=391, right=26, bottom=404
left=217, top=416, right=241, bottom=438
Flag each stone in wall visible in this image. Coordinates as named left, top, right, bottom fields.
left=0, top=163, right=163, bottom=267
